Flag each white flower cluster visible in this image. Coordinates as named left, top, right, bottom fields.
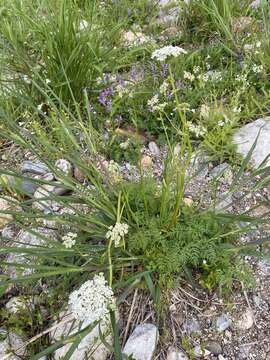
left=183, top=71, right=195, bottom=82
left=68, top=273, right=115, bottom=323
left=198, top=70, right=223, bottom=82
left=151, top=45, right=187, bottom=62
left=187, top=122, right=206, bottom=138
left=122, top=30, right=152, bottom=47
left=200, top=104, right=210, bottom=119
left=106, top=222, right=129, bottom=247
left=62, top=232, right=77, bottom=248
left=243, top=41, right=261, bottom=52
left=147, top=95, right=167, bottom=112
left=119, top=139, right=130, bottom=150
left=252, top=64, right=263, bottom=74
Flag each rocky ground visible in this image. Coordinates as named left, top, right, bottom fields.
left=0, top=115, right=270, bottom=360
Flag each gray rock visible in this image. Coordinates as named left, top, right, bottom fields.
left=215, top=314, right=232, bottom=332
left=235, top=308, right=254, bottom=330
left=157, top=1, right=180, bottom=26
left=50, top=311, right=112, bottom=360
left=258, top=260, right=270, bottom=275
left=55, top=159, right=73, bottom=177
left=0, top=175, right=38, bottom=195
left=209, top=163, right=230, bottom=178
left=215, top=193, right=233, bottom=212
left=18, top=180, right=39, bottom=195
left=33, top=184, right=66, bottom=212
left=0, top=332, right=26, bottom=359
left=183, top=318, right=200, bottom=334
left=189, top=153, right=209, bottom=179
left=6, top=228, right=57, bottom=279
left=123, top=324, right=158, bottom=360
left=206, top=341, right=222, bottom=355
left=21, top=161, right=50, bottom=175
left=167, top=347, right=188, bottom=360
left=5, top=296, right=34, bottom=314
left=252, top=294, right=262, bottom=308
left=193, top=345, right=211, bottom=358
left=233, top=117, right=270, bottom=168
left=148, top=142, right=160, bottom=157
left=1, top=225, right=18, bottom=242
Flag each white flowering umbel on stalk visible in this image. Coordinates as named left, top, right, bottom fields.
left=106, top=223, right=129, bottom=247
left=68, top=273, right=115, bottom=323
left=151, top=45, right=187, bottom=62
left=62, top=232, right=77, bottom=248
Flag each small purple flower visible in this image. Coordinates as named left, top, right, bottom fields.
left=161, top=63, right=169, bottom=78
left=166, top=91, right=174, bottom=101
left=127, top=8, right=132, bottom=17
left=151, top=62, right=158, bottom=84
left=175, top=80, right=183, bottom=89
left=103, top=73, right=110, bottom=83
left=98, top=86, right=114, bottom=113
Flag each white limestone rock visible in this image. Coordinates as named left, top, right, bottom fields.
left=123, top=323, right=158, bottom=360
left=50, top=311, right=112, bottom=360
left=233, top=117, right=270, bottom=168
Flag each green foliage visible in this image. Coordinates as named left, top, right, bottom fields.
left=105, top=134, right=143, bottom=164
left=0, top=0, right=121, bottom=105
left=119, top=180, right=248, bottom=289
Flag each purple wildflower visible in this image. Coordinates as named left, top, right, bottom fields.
left=98, top=86, right=114, bottom=113
left=150, top=62, right=158, bottom=84
left=161, top=63, right=169, bottom=78
left=103, top=73, right=110, bottom=83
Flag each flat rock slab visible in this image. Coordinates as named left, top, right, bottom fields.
left=233, top=117, right=270, bottom=168
left=123, top=324, right=158, bottom=360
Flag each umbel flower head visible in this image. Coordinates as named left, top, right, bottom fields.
left=62, top=232, right=77, bottom=248
left=151, top=45, right=187, bottom=62
left=68, top=273, right=115, bottom=323
left=106, top=222, right=129, bottom=247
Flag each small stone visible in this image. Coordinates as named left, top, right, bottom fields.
left=33, top=184, right=66, bottom=212
left=1, top=225, right=18, bottom=242
left=0, top=197, right=20, bottom=228
left=193, top=345, right=211, bottom=358
left=215, top=193, right=233, bottom=212
left=74, top=167, right=85, bottom=182
left=148, top=141, right=160, bottom=157
left=235, top=308, right=254, bottom=331
left=6, top=296, right=34, bottom=314
left=233, top=117, right=270, bottom=168
left=167, top=347, right=188, bottom=360
left=0, top=332, right=26, bottom=359
left=258, top=260, right=270, bottom=275
left=6, top=228, right=57, bottom=279
left=209, top=163, right=230, bottom=178
left=183, top=197, right=193, bottom=207
left=141, top=155, right=152, bottom=169
left=21, top=161, right=50, bottom=175
left=215, top=314, right=232, bottom=332
left=183, top=318, right=200, bottom=334
left=253, top=294, right=262, bottom=308
left=123, top=324, right=158, bottom=360
left=0, top=175, right=39, bottom=196
left=50, top=311, right=112, bottom=360
left=55, top=159, right=73, bottom=177
left=218, top=356, right=226, bottom=360
left=206, top=341, right=222, bottom=355
left=41, top=172, right=55, bottom=181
